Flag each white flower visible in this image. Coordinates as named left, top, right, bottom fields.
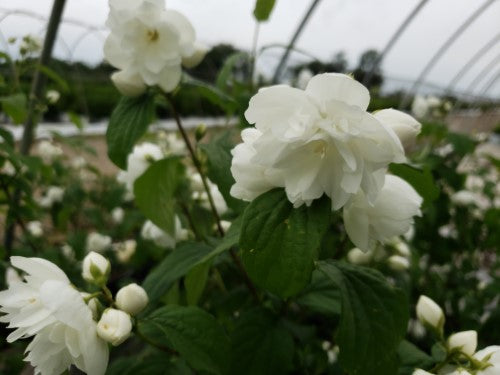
left=346, top=247, right=372, bottom=265
left=104, top=0, right=201, bottom=94
left=71, top=156, right=87, bottom=170
left=465, top=175, right=485, bottom=193
left=447, top=330, right=477, bottom=356
left=36, top=140, right=63, bottom=164
left=61, top=244, right=75, bottom=261
left=388, top=255, right=410, bottom=271
left=191, top=173, right=228, bottom=214
left=38, top=186, right=65, bottom=208
left=0, top=257, right=108, bottom=375
left=111, top=69, right=147, bottom=97
left=451, top=190, right=490, bottom=210
left=343, top=175, right=422, bottom=251
left=392, top=239, right=411, bottom=257
left=413, top=370, right=435, bottom=375
left=181, top=42, right=208, bottom=68
left=117, top=143, right=163, bottom=200
left=111, top=207, right=125, bottom=224
left=86, top=232, right=112, bottom=253
left=27, top=221, right=43, bottom=237
left=164, top=132, right=187, bottom=155
left=474, top=346, right=500, bottom=375
left=141, top=217, right=187, bottom=248
left=231, top=73, right=406, bottom=210
left=113, top=239, right=137, bottom=263
left=96, top=308, right=132, bottom=346
left=82, top=252, right=110, bottom=285
left=373, top=109, right=421, bottom=150
left=220, top=220, right=232, bottom=232
left=296, top=68, right=313, bottom=89
left=412, top=95, right=441, bottom=119
left=1, top=160, right=16, bottom=176
left=46, top=90, right=60, bottom=104
left=5, top=267, right=22, bottom=286
left=416, top=295, right=444, bottom=331
left=115, top=283, right=148, bottom=315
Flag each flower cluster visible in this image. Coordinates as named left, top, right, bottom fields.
left=413, top=295, right=500, bottom=375
left=230, top=73, right=423, bottom=250
left=104, top=0, right=206, bottom=96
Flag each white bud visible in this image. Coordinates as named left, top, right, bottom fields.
left=86, top=232, right=112, bottom=253
left=373, top=109, right=421, bottom=150
left=80, top=292, right=99, bottom=320
left=111, top=69, right=146, bottom=97
left=182, top=42, right=208, bottom=68
left=96, top=308, right=132, bottom=346
left=347, top=247, right=372, bottom=265
left=113, top=239, right=136, bottom=264
left=394, top=241, right=411, bottom=257
left=46, top=89, right=60, bottom=104
left=27, top=221, right=43, bottom=237
left=416, top=295, right=445, bottom=331
left=111, top=207, right=125, bottom=224
left=412, top=369, right=435, bottom=375
left=82, top=251, right=110, bottom=285
left=115, top=283, right=148, bottom=316
left=447, top=330, right=477, bottom=356
left=388, top=255, right=410, bottom=271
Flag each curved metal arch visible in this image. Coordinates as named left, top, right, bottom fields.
left=68, top=28, right=106, bottom=61
left=399, top=0, right=497, bottom=108
left=446, top=33, right=500, bottom=92
left=363, top=0, right=430, bottom=87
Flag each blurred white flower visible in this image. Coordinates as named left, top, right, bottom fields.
left=141, top=217, right=187, bottom=248
left=343, top=175, right=422, bottom=251
left=46, top=90, right=60, bottom=104
left=1, top=160, right=16, bottom=176
left=70, top=156, right=87, bottom=170
left=115, top=283, right=148, bottom=316
left=82, top=252, right=111, bottom=285
left=0, top=257, right=108, bottom=375
left=373, top=109, right=421, bottom=150
left=117, top=143, right=163, bottom=200
left=392, top=239, right=411, bottom=257
left=416, top=295, right=444, bottom=331
left=296, top=68, right=313, bottom=90
left=111, top=207, right=125, bottom=224
left=411, top=95, right=442, bottom=119
left=5, top=267, right=22, bottom=286
left=61, top=243, right=75, bottom=261
left=474, top=346, right=500, bottom=375
left=465, top=175, right=485, bottom=193
left=413, top=369, right=435, bottom=375
left=191, top=173, right=228, bottom=214
left=346, top=247, right=372, bottom=265
left=181, top=42, right=208, bottom=68
left=19, top=35, right=42, bottom=55
left=97, top=308, right=132, bottom=346
left=231, top=73, right=406, bottom=209
left=38, top=185, right=65, bottom=208
left=104, top=0, right=203, bottom=95
left=164, top=132, right=187, bottom=155
left=388, top=255, right=410, bottom=271
left=86, top=232, right=112, bottom=253
left=36, top=140, right=63, bottom=164
left=113, top=239, right=137, bottom=263
left=451, top=190, right=490, bottom=211
left=27, top=221, right=43, bottom=237
left=436, top=143, right=454, bottom=158
left=220, top=220, right=232, bottom=232
left=438, top=224, right=458, bottom=239
left=447, top=330, right=477, bottom=356
left=408, top=319, right=426, bottom=339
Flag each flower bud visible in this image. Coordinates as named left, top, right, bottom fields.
left=111, top=207, right=124, bottom=224
left=111, top=69, right=146, bottom=97
left=388, top=255, right=410, bottom=271
left=82, top=252, right=110, bottom=285
left=115, top=283, right=148, bottom=316
left=113, top=239, right=136, bottom=264
left=412, top=369, right=435, bottom=375
left=96, top=308, right=132, bottom=346
left=347, top=248, right=372, bottom=265
left=27, top=221, right=43, bottom=238
left=447, top=330, right=477, bottom=356
left=373, top=108, right=421, bottom=150
left=182, top=43, right=208, bottom=68
left=195, top=124, right=207, bottom=142
left=416, top=295, right=445, bottom=332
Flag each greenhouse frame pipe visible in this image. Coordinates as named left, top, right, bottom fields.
left=446, top=33, right=500, bottom=93
left=362, top=0, right=430, bottom=87
left=399, top=0, right=496, bottom=108
left=272, top=0, right=322, bottom=84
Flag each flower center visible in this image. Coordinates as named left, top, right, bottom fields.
left=313, top=140, right=327, bottom=158
left=147, top=29, right=159, bottom=43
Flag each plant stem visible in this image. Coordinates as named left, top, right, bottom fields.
left=165, top=94, right=260, bottom=302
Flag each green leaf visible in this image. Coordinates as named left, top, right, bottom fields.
left=0, top=127, right=14, bottom=146
left=183, top=74, right=238, bottom=114
left=142, top=242, right=214, bottom=302
left=0, top=93, right=27, bottom=124
left=106, top=94, right=156, bottom=169
left=199, top=215, right=242, bottom=264
left=253, top=0, right=277, bottom=21
left=229, top=308, right=294, bottom=375
left=319, top=261, right=409, bottom=375
left=37, top=64, right=70, bottom=93
left=296, top=270, right=341, bottom=316
left=240, top=189, right=330, bottom=298
left=138, top=306, right=229, bottom=375
left=134, top=157, right=184, bottom=235
left=106, top=355, right=177, bottom=375
left=216, top=52, right=248, bottom=91
left=185, top=260, right=211, bottom=305
left=389, top=163, right=439, bottom=205
left=397, top=340, right=435, bottom=375
left=200, top=132, right=246, bottom=212
left=68, top=111, right=83, bottom=130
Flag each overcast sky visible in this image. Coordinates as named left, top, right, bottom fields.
left=1, top=0, right=499, bottom=98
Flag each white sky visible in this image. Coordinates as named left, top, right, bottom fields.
left=1, top=0, right=499, bottom=98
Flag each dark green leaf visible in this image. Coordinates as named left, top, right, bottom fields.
left=134, top=157, right=184, bottom=235
left=0, top=93, right=27, bottom=124
left=106, top=94, right=156, bottom=169
left=142, top=242, right=214, bottom=302
left=389, top=163, right=439, bottom=205
left=319, top=261, right=409, bottom=375
left=199, top=215, right=242, bottom=263
left=106, top=355, right=177, bottom=375
left=139, top=306, right=229, bottom=374
left=216, top=52, right=248, bottom=91
left=185, top=260, right=211, bottom=305
left=200, top=132, right=246, bottom=212
left=37, top=64, right=70, bottom=92
left=68, top=111, right=83, bottom=130
left=296, top=270, right=341, bottom=316
left=183, top=74, right=238, bottom=114
left=240, top=189, right=330, bottom=298
left=398, top=340, right=435, bottom=375
left=253, top=0, right=277, bottom=21
left=229, top=308, right=294, bottom=375
left=0, top=127, right=14, bottom=146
